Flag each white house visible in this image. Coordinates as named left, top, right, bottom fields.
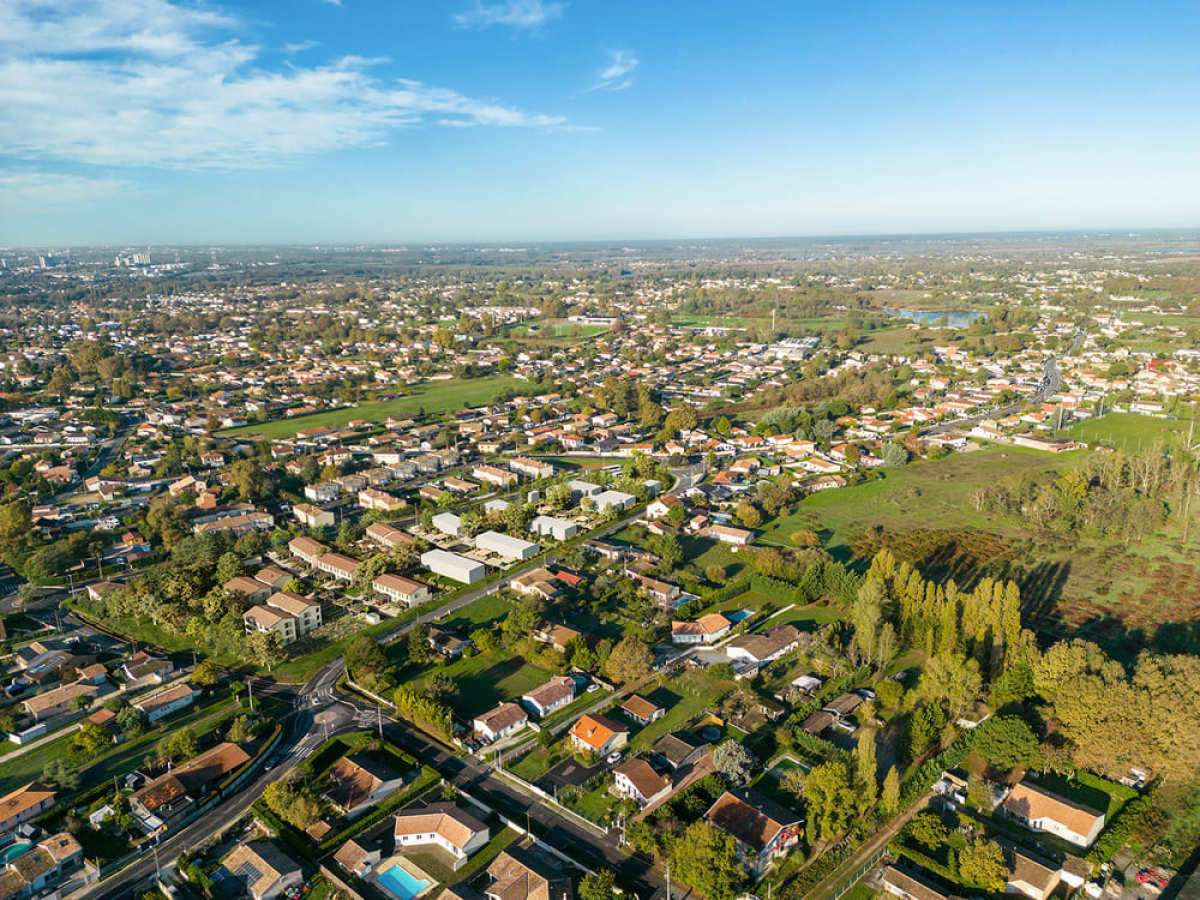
left=614, top=758, right=672, bottom=808
left=1000, top=781, right=1106, bottom=848
left=431, top=512, right=462, bottom=537
left=593, top=490, right=636, bottom=513
left=422, top=549, right=486, bottom=584
left=475, top=530, right=539, bottom=561
left=473, top=702, right=528, bottom=742
left=529, top=515, right=578, bottom=541
left=372, top=573, right=430, bottom=606
left=521, top=676, right=575, bottom=718
left=671, top=613, right=733, bottom=645
left=393, top=803, right=488, bottom=865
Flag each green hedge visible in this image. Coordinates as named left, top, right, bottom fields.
left=1087, top=780, right=1160, bottom=865
left=317, top=765, right=440, bottom=853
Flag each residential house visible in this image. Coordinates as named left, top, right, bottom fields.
left=225, top=576, right=270, bottom=603
left=373, top=573, right=430, bottom=607
left=365, top=522, right=415, bottom=551
left=671, top=613, right=733, bottom=645
left=1000, top=781, right=1106, bottom=848
left=521, top=676, right=575, bottom=718
left=393, top=803, right=489, bottom=867
left=216, top=842, right=302, bottom=900
left=23, top=681, right=99, bottom=722
left=484, top=848, right=573, bottom=900
left=613, top=759, right=672, bottom=808
left=704, top=789, right=802, bottom=877
left=567, top=714, right=628, bottom=758
left=725, top=625, right=800, bottom=665
left=475, top=530, right=539, bottom=561
left=132, top=683, right=197, bottom=722
left=652, top=732, right=709, bottom=771
left=294, top=503, right=335, bottom=528
left=473, top=703, right=528, bottom=743
left=0, top=832, right=86, bottom=900
left=0, top=783, right=56, bottom=834
left=1005, top=846, right=1062, bottom=900
left=324, top=755, right=405, bottom=819
left=881, top=865, right=961, bottom=900
left=620, top=695, right=665, bottom=727
left=130, top=743, right=251, bottom=830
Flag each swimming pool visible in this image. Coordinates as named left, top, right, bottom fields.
left=376, top=863, right=430, bottom=900
left=726, top=609, right=751, bottom=623
left=0, top=843, right=32, bottom=864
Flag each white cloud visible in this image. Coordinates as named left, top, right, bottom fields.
left=0, top=172, right=130, bottom=207
left=453, top=0, right=562, bottom=30
left=588, top=49, right=637, bottom=92
left=0, top=0, right=568, bottom=171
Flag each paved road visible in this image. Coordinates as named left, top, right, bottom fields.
left=920, top=328, right=1084, bottom=438
left=74, top=461, right=709, bottom=900
left=75, top=665, right=361, bottom=900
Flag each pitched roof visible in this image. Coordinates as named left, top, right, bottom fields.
left=621, top=694, right=663, bottom=721
left=727, top=625, right=800, bottom=661
left=1001, top=781, right=1104, bottom=838
left=474, top=702, right=528, bottom=733
left=0, top=782, right=55, bottom=823
left=704, top=789, right=800, bottom=853
left=614, top=758, right=670, bottom=799
left=568, top=714, right=628, bottom=752
left=394, top=802, right=488, bottom=850
left=221, top=841, right=300, bottom=898
left=326, top=755, right=399, bottom=812
left=486, top=848, right=573, bottom=900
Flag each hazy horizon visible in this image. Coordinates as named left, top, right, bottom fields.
left=3, top=0, right=1200, bottom=245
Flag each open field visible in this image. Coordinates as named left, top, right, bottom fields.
left=761, top=445, right=1081, bottom=555
left=506, top=318, right=609, bottom=339
left=629, top=668, right=734, bottom=751
left=1060, top=411, right=1196, bottom=449
left=219, top=375, right=525, bottom=439
left=404, top=651, right=554, bottom=721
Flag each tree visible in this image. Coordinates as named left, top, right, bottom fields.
left=853, top=730, right=878, bottom=806
left=116, top=705, right=148, bottom=738
left=880, top=766, right=900, bottom=815
left=735, top=501, right=762, bottom=529
left=227, top=715, right=252, bottom=743
left=72, top=722, right=112, bottom=759
left=782, top=767, right=807, bottom=801
left=958, top=837, right=1006, bottom=891
left=158, top=727, right=198, bottom=764
left=882, top=442, right=909, bottom=468
left=705, top=563, right=727, bottom=585
left=655, top=533, right=682, bottom=570
left=42, top=759, right=80, bottom=790
left=603, top=635, right=653, bottom=683
left=712, top=741, right=756, bottom=786
left=671, top=820, right=744, bottom=900
left=804, top=760, right=856, bottom=844
left=578, top=869, right=616, bottom=900
left=0, top=501, right=30, bottom=548
left=906, top=811, right=949, bottom=850
left=262, top=779, right=322, bottom=830
left=192, top=659, right=220, bottom=686
left=971, top=715, right=1041, bottom=770
left=215, top=551, right=243, bottom=585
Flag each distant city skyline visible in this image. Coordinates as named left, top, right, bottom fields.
left=2, top=0, right=1199, bottom=244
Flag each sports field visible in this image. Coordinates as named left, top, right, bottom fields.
left=220, top=375, right=525, bottom=439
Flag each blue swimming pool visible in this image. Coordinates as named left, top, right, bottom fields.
left=726, top=609, right=751, bottom=623
left=0, top=843, right=32, bottom=864
left=377, top=864, right=430, bottom=900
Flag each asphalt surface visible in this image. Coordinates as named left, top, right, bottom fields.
left=73, top=462, right=708, bottom=900
left=919, top=328, right=1084, bottom=437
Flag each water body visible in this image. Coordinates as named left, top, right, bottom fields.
left=883, top=308, right=984, bottom=328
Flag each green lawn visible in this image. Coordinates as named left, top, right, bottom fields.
left=561, top=780, right=617, bottom=824
left=0, top=692, right=239, bottom=796
left=404, top=827, right=521, bottom=887
left=219, top=375, right=526, bottom=439
left=437, top=593, right=511, bottom=633
left=761, top=446, right=1082, bottom=556
left=630, top=668, right=735, bottom=751
left=405, top=652, right=554, bottom=720
left=1060, top=411, right=1196, bottom=450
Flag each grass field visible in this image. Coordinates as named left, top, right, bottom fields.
left=507, top=319, right=609, bottom=339
left=630, top=668, right=735, bottom=751
left=761, top=446, right=1081, bottom=557
left=404, top=651, right=553, bottom=720
left=219, top=375, right=526, bottom=439
left=1060, top=411, right=1196, bottom=449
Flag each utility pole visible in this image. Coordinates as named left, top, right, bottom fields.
left=666, top=864, right=671, bottom=900
left=377, top=704, right=383, bottom=739
left=248, top=678, right=255, bottom=713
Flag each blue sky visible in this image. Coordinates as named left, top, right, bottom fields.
left=2, top=0, right=1199, bottom=244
